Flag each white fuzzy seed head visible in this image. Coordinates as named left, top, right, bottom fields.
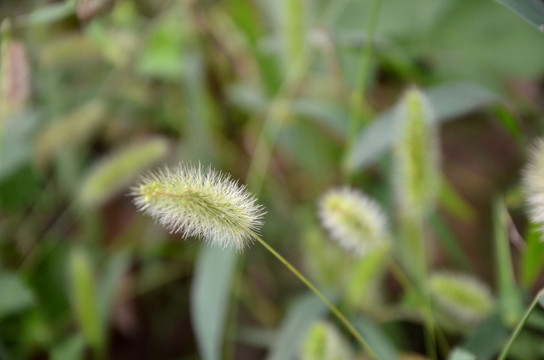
left=522, top=138, right=544, bottom=238
left=131, top=163, right=265, bottom=251
left=318, top=187, right=388, bottom=256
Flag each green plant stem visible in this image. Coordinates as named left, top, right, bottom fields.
left=344, top=0, right=382, bottom=173
left=400, top=214, right=437, bottom=360
left=254, top=235, right=377, bottom=359
left=498, top=289, right=543, bottom=360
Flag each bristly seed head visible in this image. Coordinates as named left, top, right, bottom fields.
left=318, top=187, right=388, bottom=256
left=131, top=163, right=265, bottom=251
left=522, top=138, right=544, bottom=238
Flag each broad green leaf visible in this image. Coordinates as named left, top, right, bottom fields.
left=431, top=0, right=544, bottom=89
left=520, top=224, right=544, bottom=289
left=353, top=317, right=398, bottom=360
left=539, top=291, right=544, bottom=309
left=267, top=292, right=333, bottom=360
left=463, top=316, right=509, bottom=360
left=493, top=199, right=523, bottom=326
left=495, top=0, right=544, bottom=31
left=346, top=82, right=500, bottom=172
left=191, top=245, right=238, bottom=360
left=448, top=348, right=476, bottom=360
left=0, top=273, right=35, bottom=319
left=69, top=248, right=104, bottom=354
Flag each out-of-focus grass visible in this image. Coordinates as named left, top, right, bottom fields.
left=0, top=0, right=543, bottom=359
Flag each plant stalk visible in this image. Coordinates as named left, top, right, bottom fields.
left=254, top=235, right=377, bottom=359
left=344, top=0, right=382, bottom=175
left=498, top=289, right=543, bottom=360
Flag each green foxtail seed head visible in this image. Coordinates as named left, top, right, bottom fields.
left=300, top=321, right=352, bottom=360
left=394, top=87, right=440, bottom=217
left=429, top=272, right=493, bottom=326
left=522, top=138, right=544, bottom=238
left=131, top=163, right=264, bottom=250
left=318, top=187, right=388, bottom=256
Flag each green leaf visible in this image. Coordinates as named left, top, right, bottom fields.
left=190, top=245, right=238, bottom=360
left=0, top=111, right=39, bottom=180
left=51, top=335, right=85, bottom=360
left=0, top=272, right=35, bottom=319
left=69, top=248, right=104, bottom=354
left=97, top=248, right=131, bottom=330
left=448, top=348, right=476, bottom=360
left=346, top=82, right=500, bottom=172
left=463, top=316, right=509, bottom=360
left=493, top=198, right=523, bottom=326
left=439, top=178, right=476, bottom=222
left=267, top=292, right=333, bottom=360
left=539, top=291, right=544, bottom=309
left=520, top=224, right=544, bottom=289
left=495, top=0, right=544, bottom=31
left=353, top=317, right=398, bottom=360
left=17, top=0, right=76, bottom=27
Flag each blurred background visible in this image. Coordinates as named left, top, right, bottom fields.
left=1, top=0, right=544, bottom=359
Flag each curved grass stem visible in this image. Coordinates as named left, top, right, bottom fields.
left=498, top=289, right=543, bottom=360
left=254, top=235, right=377, bottom=359
left=343, top=0, right=382, bottom=176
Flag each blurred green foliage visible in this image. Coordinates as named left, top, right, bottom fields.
left=0, top=0, right=543, bottom=359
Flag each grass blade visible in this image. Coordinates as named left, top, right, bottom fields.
left=190, top=245, right=238, bottom=360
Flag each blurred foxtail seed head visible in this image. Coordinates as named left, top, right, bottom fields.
left=429, top=271, right=493, bottom=327
left=318, top=187, right=388, bottom=256
left=394, top=87, right=440, bottom=217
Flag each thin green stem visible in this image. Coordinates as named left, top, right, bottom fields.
left=498, top=289, right=543, bottom=360
left=344, top=0, right=382, bottom=175
left=399, top=214, right=437, bottom=360
left=254, top=235, right=377, bottom=359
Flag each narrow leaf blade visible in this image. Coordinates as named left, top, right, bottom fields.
left=191, top=245, right=238, bottom=360
left=495, top=0, right=544, bottom=31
